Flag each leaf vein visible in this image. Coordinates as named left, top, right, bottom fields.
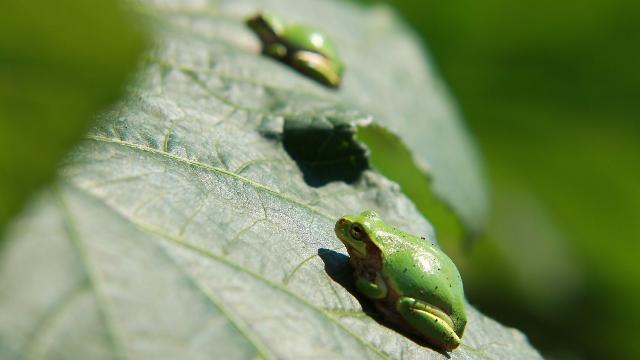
left=54, top=189, right=130, bottom=360
left=85, top=135, right=336, bottom=221
left=23, top=283, right=90, bottom=359
left=150, top=231, right=278, bottom=360
left=134, top=220, right=390, bottom=360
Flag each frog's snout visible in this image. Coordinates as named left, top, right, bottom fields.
left=334, top=218, right=351, bottom=240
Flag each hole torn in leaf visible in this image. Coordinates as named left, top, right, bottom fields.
left=356, top=124, right=466, bottom=249
left=280, top=114, right=371, bottom=187
left=270, top=113, right=466, bottom=248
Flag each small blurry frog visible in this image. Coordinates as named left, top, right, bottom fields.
left=247, top=12, right=344, bottom=88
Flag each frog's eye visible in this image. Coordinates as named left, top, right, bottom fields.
left=350, top=224, right=364, bottom=240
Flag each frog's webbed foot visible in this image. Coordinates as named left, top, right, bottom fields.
left=396, top=297, right=460, bottom=350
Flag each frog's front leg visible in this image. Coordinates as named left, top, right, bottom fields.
left=264, top=43, right=287, bottom=58
left=355, top=275, right=387, bottom=300
left=396, top=297, right=460, bottom=350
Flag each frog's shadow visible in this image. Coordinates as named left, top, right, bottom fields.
left=318, top=248, right=452, bottom=358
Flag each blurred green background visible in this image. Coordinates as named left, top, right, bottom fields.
left=359, top=0, right=640, bottom=358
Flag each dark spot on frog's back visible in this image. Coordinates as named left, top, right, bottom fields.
left=279, top=114, right=369, bottom=187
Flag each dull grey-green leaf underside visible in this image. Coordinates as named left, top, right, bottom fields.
left=0, top=0, right=538, bottom=359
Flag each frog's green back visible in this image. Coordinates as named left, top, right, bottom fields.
left=383, top=239, right=467, bottom=334
left=281, top=25, right=342, bottom=68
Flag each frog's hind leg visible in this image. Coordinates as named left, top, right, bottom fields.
left=396, top=297, right=460, bottom=350
left=291, top=51, right=341, bottom=88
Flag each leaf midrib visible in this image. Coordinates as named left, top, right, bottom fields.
left=86, top=135, right=336, bottom=221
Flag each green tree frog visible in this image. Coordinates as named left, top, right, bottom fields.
left=335, top=210, right=467, bottom=350
left=246, top=12, right=344, bottom=88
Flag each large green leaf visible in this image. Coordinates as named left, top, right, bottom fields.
left=0, top=0, right=538, bottom=358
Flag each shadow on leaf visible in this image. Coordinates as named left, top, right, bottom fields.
left=282, top=115, right=369, bottom=187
